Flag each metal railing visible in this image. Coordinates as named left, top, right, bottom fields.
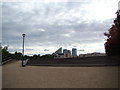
left=2, top=55, right=14, bottom=65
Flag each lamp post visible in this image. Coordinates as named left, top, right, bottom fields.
left=22, top=33, right=25, bottom=67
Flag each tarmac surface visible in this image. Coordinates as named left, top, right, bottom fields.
left=26, top=56, right=119, bottom=66
left=2, top=60, right=119, bottom=88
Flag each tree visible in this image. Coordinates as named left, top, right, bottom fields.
left=14, top=51, right=23, bottom=60
left=2, top=45, right=12, bottom=62
left=40, top=54, right=54, bottom=59
left=2, top=46, right=9, bottom=57
left=104, top=10, right=120, bottom=56
left=32, top=54, right=38, bottom=59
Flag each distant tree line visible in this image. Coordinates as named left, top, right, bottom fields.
left=1, top=45, right=54, bottom=62
left=1, top=46, right=27, bottom=62
left=30, top=54, right=54, bottom=59
left=104, top=10, right=120, bottom=56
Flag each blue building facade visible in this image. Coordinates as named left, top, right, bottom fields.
left=72, top=48, right=77, bottom=56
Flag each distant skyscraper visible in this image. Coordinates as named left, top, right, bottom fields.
left=63, top=49, right=68, bottom=54
left=55, top=47, right=62, bottom=54
left=67, top=50, right=71, bottom=54
left=63, top=49, right=71, bottom=58
left=72, top=48, right=77, bottom=56
left=53, top=48, right=73, bottom=58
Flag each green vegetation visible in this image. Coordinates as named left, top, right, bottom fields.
left=40, top=54, right=54, bottom=59
left=104, top=10, right=120, bottom=56
left=29, top=54, right=54, bottom=59
left=1, top=45, right=54, bottom=62
left=2, top=46, right=9, bottom=57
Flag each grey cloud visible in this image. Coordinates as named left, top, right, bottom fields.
left=2, top=1, right=115, bottom=54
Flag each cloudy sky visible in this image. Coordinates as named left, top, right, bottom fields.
left=1, top=0, right=120, bottom=55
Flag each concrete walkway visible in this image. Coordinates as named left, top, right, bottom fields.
left=2, top=60, right=119, bottom=88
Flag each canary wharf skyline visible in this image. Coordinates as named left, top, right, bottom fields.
left=1, top=0, right=119, bottom=55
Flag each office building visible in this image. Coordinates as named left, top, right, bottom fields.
left=72, top=48, right=77, bottom=56
left=55, top=47, right=62, bottom=54
left=63, top=49, right=71, bottom=58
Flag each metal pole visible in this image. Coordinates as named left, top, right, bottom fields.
left=22, top=33, right=25, bottom=67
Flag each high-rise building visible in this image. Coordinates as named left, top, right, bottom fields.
left=63, top=49, right=71, bottom=58
left=63, top=49, right=67, bottom=54
left=53, top=48, right=72, bottom=58
left=53, top=47, right=64, bottom=58
left=55, top=47, right=62, bottom=54
left=72, top=48, right=77, bottom=56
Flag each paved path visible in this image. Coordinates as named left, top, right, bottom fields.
left=2, top=60, right=119, bottom=88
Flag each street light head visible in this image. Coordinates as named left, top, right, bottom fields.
left=22, top=33, right=25, bottom=37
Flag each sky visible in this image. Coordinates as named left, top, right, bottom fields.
left=1, top=0, right=120, bottom=56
